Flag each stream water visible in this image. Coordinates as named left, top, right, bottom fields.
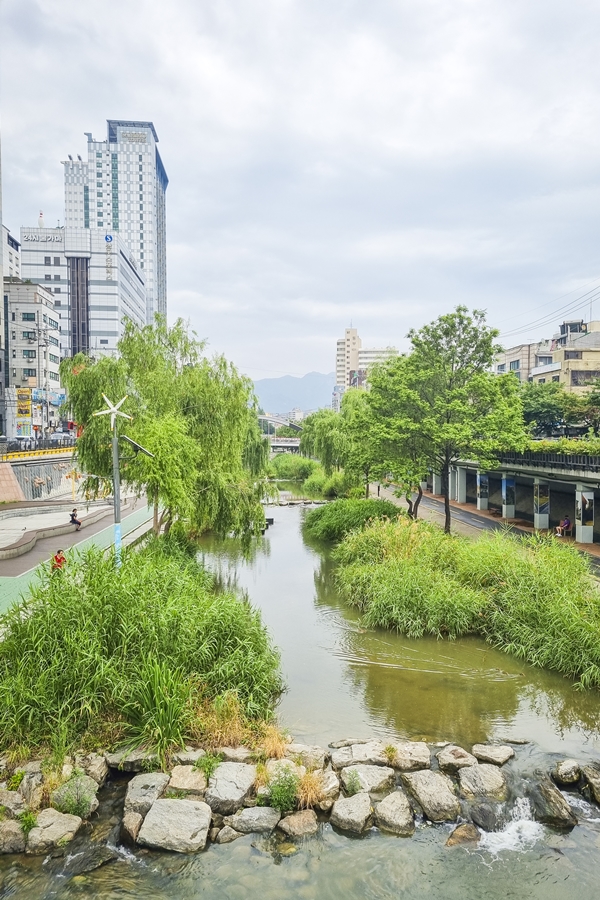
left=3, top=504, right=600, bottom=898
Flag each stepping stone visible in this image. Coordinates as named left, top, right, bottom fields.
left=471, top=744, right=515, bottom=766
left=285, top=743, right=327, bottom=770
left=402, top=770, right=460, bottom=823
left=330, top=792, right=372, bottom=834
left=437, top=745, right=477, bottom=774
left=124, top=772, right=170, bottom=817
left=278, top=809, right=318, bottom=837
left=223, top=807, right=281, bottom=833
left=340, top=764, right=395, bottom=794
left=459, top=764, right=507, bottom=801
left=204, top=762, right=257, bottom=815
left=137, top=799, right=212, bottom=852
left=26, top=808, right=82, bottom=854
left=168, top=765, right=207, bottom=798
left=374, top=790, right=414, bottom=836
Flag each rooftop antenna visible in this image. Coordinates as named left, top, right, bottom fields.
left=38, top=211, right=45, bottom=228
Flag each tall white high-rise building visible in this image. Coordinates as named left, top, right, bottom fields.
left=333, top=326, right=398, bottom=409
left=63, top=120, right=168, bottom=322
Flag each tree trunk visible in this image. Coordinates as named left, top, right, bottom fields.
left=365, top=467, right=370, bottom=499
left=413, top=484, right=423, bottom=519
left=406, top=495, right=414, bottom=518
left=441, top=461, right=451, bottom=534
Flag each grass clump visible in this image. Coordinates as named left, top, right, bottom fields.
left=194, top=752, right=223, bottom=781
left=0, top=538, right=282, bottom=761
left=268, top=769, right=299, bottom=812
left=18, top=811, right=37, bottom=837
left=344, top=770, right=361, bottom=796
left=7, top=771, right=25, bottom=792
left=297, top=770, right=325, bottom=809
left=304, top=498, right=401, bottom=542
left=335, top=517, right=600, bottom=688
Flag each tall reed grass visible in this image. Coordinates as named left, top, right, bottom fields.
left=0, top=539, right=282, bottom=757
left=304, top=498, right=402, bottom=541
left=335, top=518, right=600, bottom=688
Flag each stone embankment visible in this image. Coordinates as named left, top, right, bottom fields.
left=0, top=738, right=597, bottom=857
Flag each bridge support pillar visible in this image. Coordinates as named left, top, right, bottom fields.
left=575, top=483, right=595, bottom=543
left=449, top=467, right=457, bottom=502
left=533, top=478, right=549, bottom=531
left=476, top=472, right=488, bottom=511
left=456, top=466, right=467, bottom=504
left=432, top=473, right=442, bottom=495
left=502, top=475, right=515, bottom=519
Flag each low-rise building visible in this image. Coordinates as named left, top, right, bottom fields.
left=494, top=340, right=553, bottom=382
left=2, top=226, right=21, bottom=280
left=2, top=279, right=64, bottom=437
left=531, top=321, right=600, bottom=391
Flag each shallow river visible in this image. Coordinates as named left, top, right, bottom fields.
left=3, top=504, right=600, bottom=898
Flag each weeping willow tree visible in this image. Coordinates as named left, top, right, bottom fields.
left=60, top=317, right=269, bottom=538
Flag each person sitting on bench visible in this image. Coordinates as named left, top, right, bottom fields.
left=555, top=516, right=571, bottom=537
left=70, top=508, right=82, bottom=531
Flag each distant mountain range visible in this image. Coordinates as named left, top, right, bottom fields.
left=253, top=372, right=335, bottom=415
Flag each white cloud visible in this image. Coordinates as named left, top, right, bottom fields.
left=3, top=0, right=600, bottom=376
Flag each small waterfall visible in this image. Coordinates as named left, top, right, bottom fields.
left=479, top=798, right=544, bottom=854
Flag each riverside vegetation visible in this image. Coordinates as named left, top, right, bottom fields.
left=327, top=509, right=600, bottom=689
left=0, top=534, right=283, bottom=762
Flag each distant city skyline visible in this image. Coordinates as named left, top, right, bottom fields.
left=3, top=0, right=600, bottom=380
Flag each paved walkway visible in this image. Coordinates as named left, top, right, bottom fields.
left=0, top=504, right=112, bottom=549
left=0, top=500, right=154, bottom=613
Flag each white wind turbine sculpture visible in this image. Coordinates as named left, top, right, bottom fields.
left=93, top=395, right=132, bottom=563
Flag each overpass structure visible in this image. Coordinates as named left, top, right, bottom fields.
left=269, top=436, right=301, bottom=454
left=431, top=449, right=600, bottom=545
left=258, top=414, right=302, bottom=433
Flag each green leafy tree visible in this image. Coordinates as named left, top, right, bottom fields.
left=340, top=389, right=386, bottom=498
left=275, top=425, right=300, bottom=437
left=571, top=380, right=600, bottom=436
left=369, top=307, right=527, bottom=533
left=299, top=408, right=346, bottom=474
left=60, top=317, right=268, bottom=538
left=520, top=381, right=576, bottom=436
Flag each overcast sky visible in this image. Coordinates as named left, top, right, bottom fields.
left=3, top=0, right=600, bottom=379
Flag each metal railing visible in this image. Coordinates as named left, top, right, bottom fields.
left=498, top=450, right=600, bottom=474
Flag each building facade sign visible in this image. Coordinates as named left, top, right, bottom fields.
left=22, top=233, right=63, bottom=242
left=121, top=132, right=147, bottom=143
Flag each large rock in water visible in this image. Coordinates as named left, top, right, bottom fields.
left=317, top=769, right=340, bottom=811
left=0, top=820, right=26, bottom=854
left=223, top=807, right=281, bottom=834
left=205, top=762, right=257, bottom=815
left=124, top=773, right=170, bottom=818
left=168, top=765, right=207, bottom=798
left=470, top=802, right=501, bottom=832
left=137, top=799, right=212, bottom=852
left=471, top=744, right=515, bottom=766
left=446, top=823, right=481, bottom=847
left=74, top=752, right=109, bottom=787
left=374, top=790, right=414, bottom=836
left=402, top=771, right=460, bottom=823
left=387, top=741, right=431, bottom=772
left=458, top=764, right=507, bottom=801
left=26, top=808, right=82, bottom=854
left=330, top=792, right=373, bottom=833
left=582, top=766, right=600, bottom=804
left=436, top=745, right=477, bottom=774
left=331, top=741, right=387, bottom=770
left=285, top=743, right=327, bottom=770
left=278, top=809, right=319, bottom=837
left=51, top=774, right=99, bottom=819
left=552, top=759, right=581, bottom=786
left=340, top=765, right=395, bottom=794
left=528, top=776, right=578, bottom=829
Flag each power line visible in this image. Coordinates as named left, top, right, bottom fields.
left=499, top=287, right=600, bottom=341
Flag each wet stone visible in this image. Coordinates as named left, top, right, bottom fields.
left=205, top=762, right=257, bottom=815
left=124, top=772, right=170, bottom=818
left=223, top=807, right=281, bottom=834
left=0, top=820, right=26, bottom=854
left=437, top=745, right=477, bottom=774
left=52, top=774, right=99, bottom=819
left=374, top=790, right=414, bottom=836
left=330, top=792, right=373, bottom=834
left=340, top=764, right=395, bottom=794
left=552, top=759, right=581, bottom=786
left=446, top=823, right=481, bottom=847
left=137, top=799, right=212, bottom=852
left=459, top=764, right=508, bottom=801
left=168, top=765, right=207, bottom=798
left=331, top=741, right=387, bottom=770
left=581, top=766, right=600, bottom=804
left=329, top=739, right=370, bottom=749
left=26, top=808, right=82, bottom=855
left=121, top=811, right=143, bottom=844
left=285, top=743, right=327, bottom=770
left=471, top=744, right=515, bottom=766
left=402, top=770, right=460, bottom=823
left=0, top=790, right=26, bottom=818
left=216, top=825, right=243, bottom=844
left=278, top=809, right=319, bottom=837
left=470, top=802, right=501, bottom=832
left=528, top=775, right=578, bottom=829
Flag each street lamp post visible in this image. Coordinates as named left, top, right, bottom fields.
left=93, top=395, right=131, bottom=565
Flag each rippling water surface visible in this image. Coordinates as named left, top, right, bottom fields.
left=3, top=504, right=600, bottom=899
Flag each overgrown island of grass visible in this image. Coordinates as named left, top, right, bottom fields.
left=305, top=499, right=600, bottom=689
left=0, top=532, right=285, bottom=768
left=269, top=453, right=361, bottom=499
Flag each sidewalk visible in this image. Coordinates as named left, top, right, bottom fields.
left=0, top=501, right=154, bottom=614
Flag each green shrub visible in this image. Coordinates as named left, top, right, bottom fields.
left=271, top=454, right=317, bottom=481
left=302, top=469, right=327, bottom=496
left=334, top=517, right=600, bottom=688
left=0, top=538, right=282, bottom=755
left=18, top=811, right=37, bottom=837
left=321, top=471, right=360, bottom=498
left=304, top=498, right=401, bottom=542
left=345, top=770, right=361, bottom=796
left=7, top=771, right=25, bottom=792
left=268, top=769, right=299, bottom=812
left=52, top=775, right=98, bottom=819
